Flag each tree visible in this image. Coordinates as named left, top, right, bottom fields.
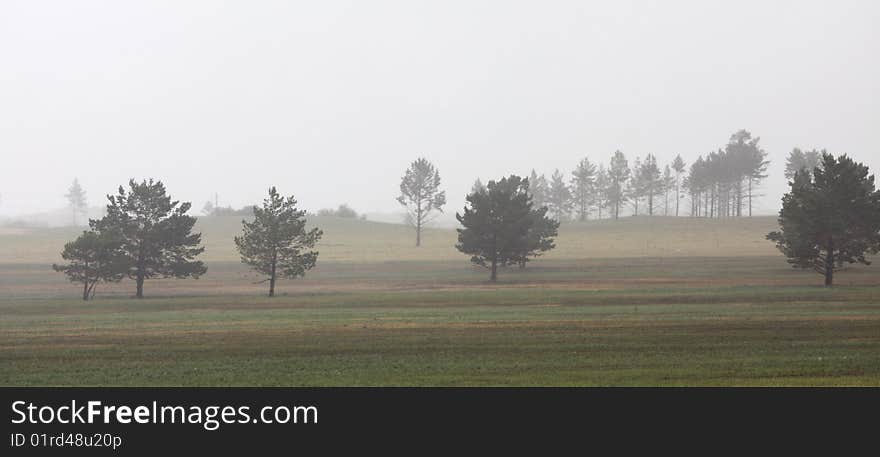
left=682, top=132, right=768, bottom=219
left=456, top=175, right=534, bottom=281
left=767, top=153, right=880, bottom=286
left=785, top=148, right=822, bottom=180
left=528, top=169, right=550, bottom=209
left=672, top=155, right=686, bottom=216
left=547, top=169, right=572, bottom=221
left=570, top=157, right=596, bottom=221
left=397, top=158, right=446, bottom=247
left=726, top=130, right=768, bottom=217
left=662, top=164, right=674, bottom=216
left=639, top=154, right=662, bottom=216
left=628, top=156, right=643, bottom=216
left=607, top=150, right=630, bottom=220
left=52, top=230, right=125, bottom=300
left=91, top=179, right=206, bottom=298
left=235, top=187, right=323, bottom=297
left=65, top=178, right=88, bottom=226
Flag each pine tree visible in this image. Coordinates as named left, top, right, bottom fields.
left=767, top=153, right=880, bottom=286
left=456, top=176, right=535, bottom=281
left=397, top=158, right=446, bottom=247
left=629, top=156, right=643, bottom=216
left=662, top=164, right=674, bottom=216
left=607, top=150, right=630, bottom=220
left=547, top=169, right=573, bottom=221
left=91, top=179, right=207, bottom=298
left=65, top=178, right=88, bottom=226
left=672, top=155, right=686, bottom=216
left=528, top=169, right=550, bottom=209
left=52, top=230, right=125, bottom=300
left=234, top=187, right=323, bottom=297
left=639, top=154, right=662, bottom=216
left=570, top=157, right=596, bottom=222
left=594, top=165, right=609, bottom=219
left=785, top=148, right=822, bottom=180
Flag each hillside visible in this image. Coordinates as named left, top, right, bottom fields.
left=0, top=215, right=781, bottom=265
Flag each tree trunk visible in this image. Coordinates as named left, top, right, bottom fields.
left=136, top=275, right=144, bottom=298
left=824, top=246, right=834, bottom=287
left=415, top=197, right=423, bottom=247
left=676, top=182, right=680, bottom=216
left=490, top=234, right=498, bottom=281
left=748, top=179, right=753, bottom=217
left=269, top=256, right=277, bottom=297
left=82, top=281, right=90, bottom=301
left=135, top=254, right=145, bottom=298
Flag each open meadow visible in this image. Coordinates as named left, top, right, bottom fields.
left=2, top=215, right=879, bottom=386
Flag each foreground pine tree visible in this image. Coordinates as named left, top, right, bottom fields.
left=52, top=230, right=125, bottom=300
left=456, top=175, right=535, bottom=281
left=767, top=153, right=880, bottom=286
left=235, top=187, right=323, bottom=297
left=92, top=179, right=206, bottom=298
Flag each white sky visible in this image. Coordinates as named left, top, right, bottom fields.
left=1, top=0, right=878, bottom=216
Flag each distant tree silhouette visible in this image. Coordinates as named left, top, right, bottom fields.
left=397, top=158, right=446, bottom=247
left=528, top=169, right=550, bottom=210
left=570, top=158, right=596, bottom=221
left=607, top=150, right=630, bottom=220
left=639, top=154, right=662, bottom=216
left=594, top=165, right=609, bottom=219
left=65, top=178, right=88, bottom=226
left=785, top=148, right=822, bottom=180
left=662, top=164, right=674, bottom=216
left=672, top=154, right=686, bottom=216
left=685, top=130, right=769, bottom=218
left=547, top=169, right=572, bottom=221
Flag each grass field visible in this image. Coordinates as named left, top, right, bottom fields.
left=2, top=216, right=879, bottom=386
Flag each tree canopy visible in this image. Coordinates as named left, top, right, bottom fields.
left=52, top=230, right=125, bottom=300
left=91, top=179, right=206, bottom=298
left=785, top=148, right=822, bottom=180
left=456, top=175, right=536, bottom=281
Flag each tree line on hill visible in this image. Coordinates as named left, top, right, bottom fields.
left=50, top=128, right=842, bottom=230
left=521, top=130, right=771, bottom=222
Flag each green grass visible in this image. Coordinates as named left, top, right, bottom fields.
left=2, top=216, right=879, bottom=386
left=2, top=286, right=879, bottom=386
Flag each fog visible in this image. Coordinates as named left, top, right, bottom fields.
left=1, top=0, right=878, bottom=219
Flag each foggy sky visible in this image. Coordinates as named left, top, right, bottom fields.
left=1, top=0, right=878, bottom=217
